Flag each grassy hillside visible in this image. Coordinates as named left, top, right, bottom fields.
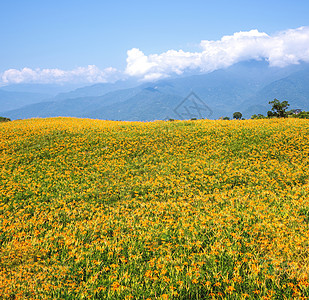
left=1, top=118, right=309, bottom=299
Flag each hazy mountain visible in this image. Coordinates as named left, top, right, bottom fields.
left=1, top=86, right=143, bottom=120
left=242, top=67, right=309, bottom=118
left=0, top=83, right=87, bottom=112
left=53, top=79, right=138, bottom=101
left=0, top=90, right=50, bottom=112
left=0, top=80, right=133, bottom=112
left=1, top=61, right=309, bottom=120
left=82, top=88, right=184, bottom=121
left=1, top=83, right=84, bottom=96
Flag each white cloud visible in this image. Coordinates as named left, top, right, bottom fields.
left=1, top=26, right=309, bottom=85
left=125, top=26, right=309, bottom=80
left=1, top=65, right=120, bottom=85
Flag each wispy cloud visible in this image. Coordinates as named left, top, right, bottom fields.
left=125, top=26, right=309, bottom=80
left=1, top=26, right=309, bottom=85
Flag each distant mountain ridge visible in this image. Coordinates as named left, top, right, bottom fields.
left=52, top=79, right=138, bottom=101
left=242, top=68, right=309, bottom=117
left=0, top=83, right=84, bottom=95
left=1, top=61, right=309, bottom=120
left=0, top=90, right=50, bottom=112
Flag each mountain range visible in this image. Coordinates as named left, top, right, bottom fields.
left=1, top=60, right=309, bottom=120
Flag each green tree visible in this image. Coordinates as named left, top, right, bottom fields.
left=268, top=99, right=290, bottom=118
left=267, top=111, right=275, bottom=118
left=293, top=111, right=309, bottom=119
left=233, top=112, right=242, bottom=120
left=251, top=114, right=265, bottom=119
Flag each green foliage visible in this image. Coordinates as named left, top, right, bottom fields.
left=267, top=111, right=275, bottom=118
left=268, top=99, right=290, bottom=118
left=251, top=114, right=265, bottom=119
left=223, top=116, right=230, bottom=120
left=293, top=111, right=309, bottom=119
left=287, top=109, right=302, bottom=116
left=0, top=117, right=11, bottom=123
left=233, top=112, right=242, bottom=120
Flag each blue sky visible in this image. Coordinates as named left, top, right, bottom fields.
left=1, top=0, right=309, bottom=84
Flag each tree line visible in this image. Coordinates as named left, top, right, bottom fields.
left=251, top=99, right=309, bottom=119
left=222, top=99, right=309, bottom=120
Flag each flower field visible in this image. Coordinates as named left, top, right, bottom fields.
left=1, top=117, right=309, bottom=299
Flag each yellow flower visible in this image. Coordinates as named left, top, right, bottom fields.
left=226, top=285, right=236, bottom=293
left=111, top=281, right=121, bottom=291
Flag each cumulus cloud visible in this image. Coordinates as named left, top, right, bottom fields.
left=1, top=27, right=309, bottom=85
left=125, top=26, right=309, bottom=80
left=1, top=65, right=120, bottom=85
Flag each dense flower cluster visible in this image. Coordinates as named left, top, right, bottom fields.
left=0, top=117, right=309, bottom=299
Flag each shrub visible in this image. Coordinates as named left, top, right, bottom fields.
left=0, top=117, right=11, bottom=123
left=293, top=111, right=309, bottom=119
left=251, top=114, right=265, bottom=119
